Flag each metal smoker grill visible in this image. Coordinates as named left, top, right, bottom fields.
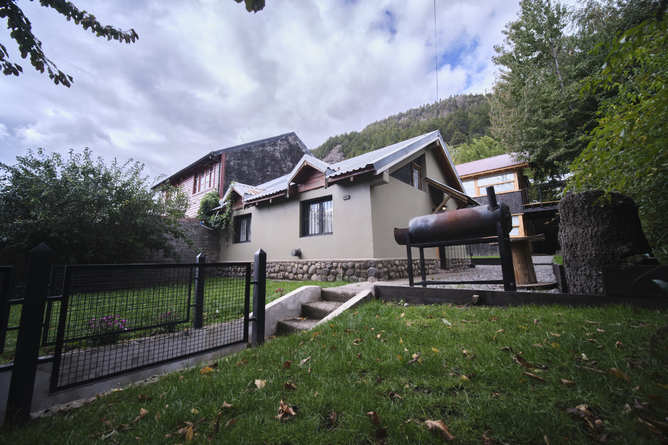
left=394, top=186, right=516, bottom=291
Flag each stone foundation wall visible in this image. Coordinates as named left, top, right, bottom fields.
left=265, top=257, right=470, bottom=282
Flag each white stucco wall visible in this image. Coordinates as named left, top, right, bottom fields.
left=220, top=181, right=374, bottom=262
left=371, top=146, right=460, bottom=259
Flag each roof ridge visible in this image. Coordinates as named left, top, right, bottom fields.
left=212, top=131, right=298, bottom=155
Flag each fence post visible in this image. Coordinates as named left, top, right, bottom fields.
left=6, top=243, right=53, bottom=425
left=193, top=253, right=205, bottom=329
left=252, top=249, right=266, bottom=346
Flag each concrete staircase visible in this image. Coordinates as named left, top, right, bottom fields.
left=276, top=288, right=358, bottom=334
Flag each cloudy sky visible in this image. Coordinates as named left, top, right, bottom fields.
left=0, top=0, right=522, bottom=181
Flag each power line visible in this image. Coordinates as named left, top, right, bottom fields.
left=433, top=0, right=438, bottom=103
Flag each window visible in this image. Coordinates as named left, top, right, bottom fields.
left=301, top=197, right=333, bottom=237
left=192, top=164, right=217, bottom=195
left=234, top=214, right=251, bottom=243
left=410, top=164, right=423, bottom=190
left=467, top=172, right=517, bottom=197
left=510, top=214, right=521, bottom=237
left=463, top=180, right=476, bottom=196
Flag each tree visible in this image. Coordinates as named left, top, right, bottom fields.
left=568, top=14, right=668, bottom=261
left=1, top=0, right=265, bottom=87
left=451, top=136, right=506, bottom=164
left=490, top=0, right=661, bottom=180
left=490, top=0, right=590, bottom=180
left=0, top=148, right=188, bottom=263
left=1, top=0, right=138, bottom=87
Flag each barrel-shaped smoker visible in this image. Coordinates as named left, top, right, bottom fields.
left=394, top=187, right=516, bottom=291
left=394, top=203, right=512, bottom=246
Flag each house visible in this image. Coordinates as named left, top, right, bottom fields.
left=153, top=132, right=309, bottom=217
left=219, top=131, right=476, bottom=282
left=456, top=153, right=560, bottom=253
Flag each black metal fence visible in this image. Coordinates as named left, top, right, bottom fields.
left=50, top=260, right=251, bottom=391
left=2, top=246, right=266, bottom=425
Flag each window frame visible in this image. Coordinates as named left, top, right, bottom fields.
left=300, top=196, right=333, bottom=237
left=233, top=214, right=252, bottom=243
left=410, top=163, right=423, bottom=190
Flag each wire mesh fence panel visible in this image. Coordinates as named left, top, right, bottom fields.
left=0, top=266, right=13, bottom=356
left=50, top=262, right=250, bottom=392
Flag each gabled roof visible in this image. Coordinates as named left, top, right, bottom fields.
left=224, top=131, right=465, bottom=206
left=152, top=132, right=309, bottom=189
left=220, top=181, right=262, bottom=203
left=455, top=153, right=527, bottom=177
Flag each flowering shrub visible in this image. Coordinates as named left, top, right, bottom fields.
left=158, top=310, right=180, bottom=332
left=87, top=315, right=127, bottom=346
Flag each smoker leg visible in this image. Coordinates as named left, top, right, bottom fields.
left=497, top=224, right=516, bottom=291
left=406, top=245, right=414, bottom=287
left=419, top=247, right=427, bottom=288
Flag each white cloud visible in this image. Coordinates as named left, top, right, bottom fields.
left=0, top=0, right=521, bottom=179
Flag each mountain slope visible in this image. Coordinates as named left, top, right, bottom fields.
left=313, top=94, right=491, bottom=162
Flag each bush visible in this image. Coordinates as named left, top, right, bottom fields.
left=197, top=191, right=231, bottom=231
left=0, top=148, right=188, bottom=263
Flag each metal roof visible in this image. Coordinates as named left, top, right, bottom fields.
left=234, top=130, right=463, bottom=204
left=455, top=153, right=526, bottom=177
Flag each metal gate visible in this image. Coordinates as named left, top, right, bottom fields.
left=49, top=261, right=251, bottom=392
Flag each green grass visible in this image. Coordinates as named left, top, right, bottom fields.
left=472, top=255, right=501, bottom=259
left=2, top=302, right=666, bottom=444
left=0, top=279, right=347, bottom=364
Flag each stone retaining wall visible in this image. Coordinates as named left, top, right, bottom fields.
left=266, top=257, right=470, bottom=282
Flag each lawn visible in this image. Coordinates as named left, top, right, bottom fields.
left=0, top=279, right=347, bottom=364
left=2, top=301, right=665, bottom=444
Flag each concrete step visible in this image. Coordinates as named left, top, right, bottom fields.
left=302, top=300, right=342, bottom=319
left=276, top=318, right=319, bottom=335
left=321, top=288, right=357, bottom=302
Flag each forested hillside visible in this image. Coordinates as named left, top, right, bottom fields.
left=312, top=94, right=494, bottom=163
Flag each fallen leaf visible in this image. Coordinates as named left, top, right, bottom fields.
left=550, top=332, right=561, bottom=337
left=200, top=366, right=214, bottom=375
left=442, top=319, right=452, bottom=327
left=408, top=353, right=421, bottom=365
left=178, top=375, right=184, bottom=381
left=353, top=338, right=363, bottom=345
left=300, top=356, right=311, bottom=366
left=275, top=400, right=296, bottom=420
left=235, top=359, right=248, bottom=367
left=425, top=419, right=455, bottom=441
left=523, top=372, right=545, bottom=382
left=585, top=320, right=601, bottom=325
left=327, top=411, right=338, bottom=429
left=561, top=378, right=575, bottom=386
left=284, top=381, right=297, bottom=390
left=609, top=368, right=630, bottom=382
left=191, top=408, right=199, bottom=415
left=596, top=328, right=606, bottom=333
left=282, top=360, right=291, bottom=369
left=185, top=427, right=194, bottom=441
left=400, top=312, right=405, bottom=318
left=431, top=347, right=439, bottom=353
left=221, top=401, right=232, bottom=409
left=388, top=391, right=403, bottom=401
left=581, top=353, right=589, bottom=361
left=543, top=434, right=550, bottom=445
left=254, top=379, right=266, bottom=389
left=615, top=341, right=623, bottom=349
left=137, top=394, right=152, bottom=402
left=376, top=333, right=382, bottom=339
left=225, top=418, right=237, bottom=428
left=459, top=375, right=470, bottom=382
